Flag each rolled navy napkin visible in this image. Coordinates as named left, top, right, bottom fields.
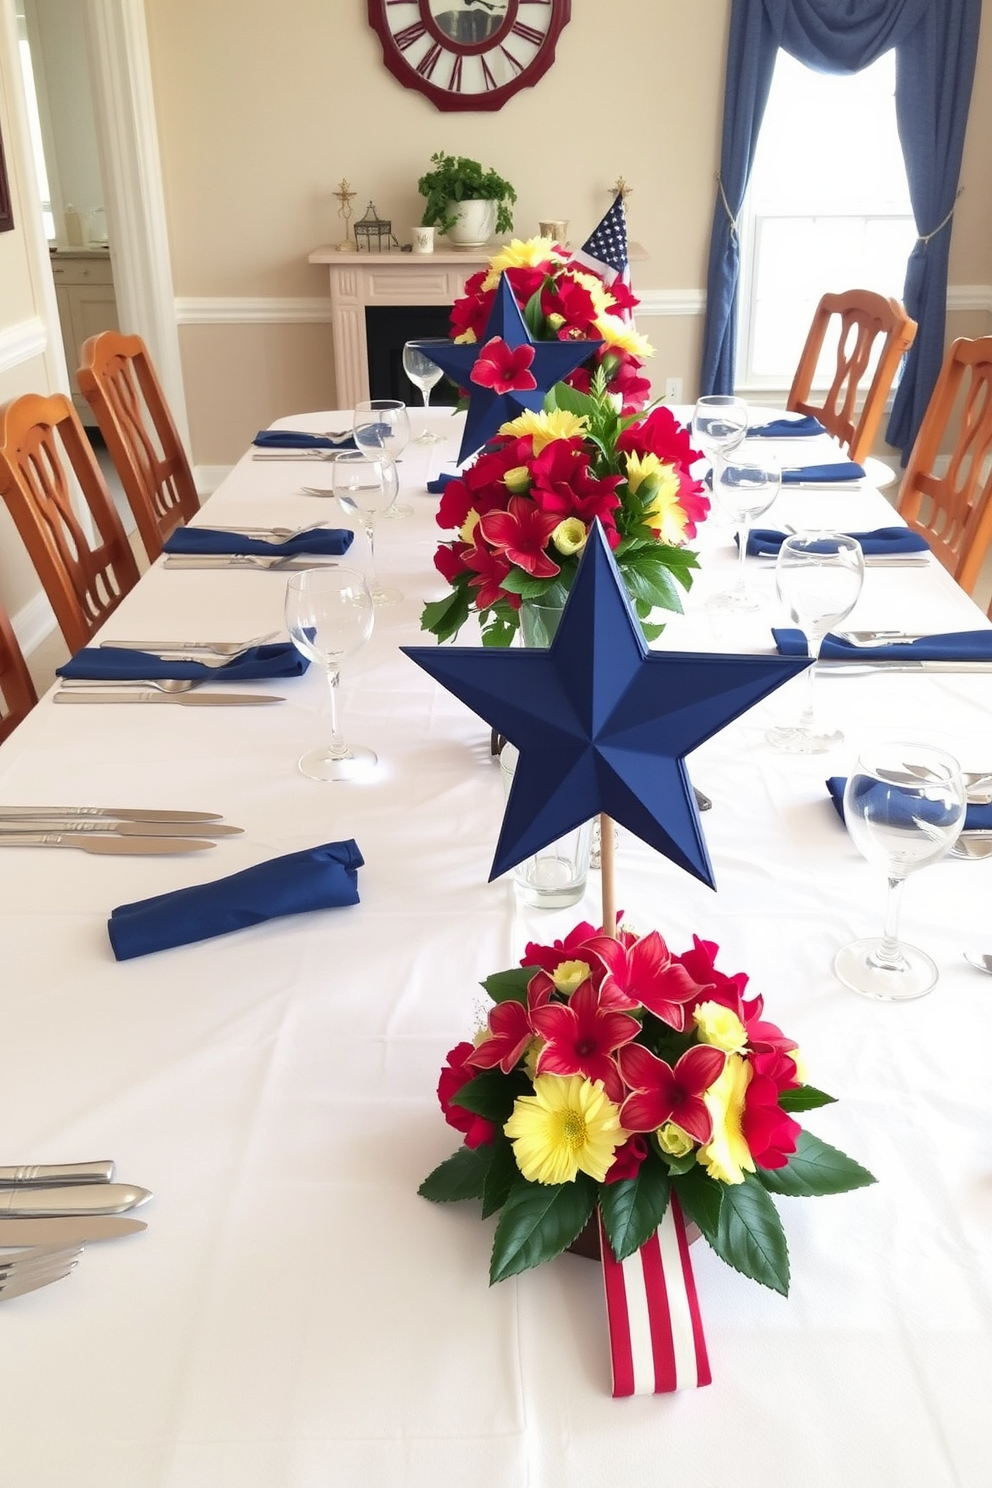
left=782, top=461, right=865, bottom=485
left=826, top=777, right=992, bottom=832
left=747, top=527, right=929, bottom=559
left=773, top=628, right=992, bottom=663
left=108, top=839, right=363, bottom=960
left=163, top=527, right=354, bottom=557
left=747, top=415, right=826, bottom=438
left=252, top=429, right=356, bottom=450
left=58, top=643, right=309, bottom=682
left=426, top=473, right=457, bottom=494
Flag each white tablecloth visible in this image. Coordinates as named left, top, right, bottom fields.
left=1, top=411, right=990, bottom=1487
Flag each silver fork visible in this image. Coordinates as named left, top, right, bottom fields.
left=60, top=678, right=199, bottom=694
left=0, top=1245, right=82, bottom=1301
left=200, top=523, right=331, bottom=544
left=99, top=632, right=279, bottom=657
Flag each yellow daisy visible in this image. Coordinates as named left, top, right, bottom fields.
left=482, top=236, right=562, bottom=291
left=594, top=313, right=654, bottom=360
left=498, top=407, right=588, bottom=453
left=696, top=1054, right=754, bottom=1185
left=504, top=1074, right=627, bottom=1186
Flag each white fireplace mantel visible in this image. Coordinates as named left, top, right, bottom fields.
left=308, top=243, right=495, bottom=406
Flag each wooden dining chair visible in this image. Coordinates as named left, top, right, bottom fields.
left=77, top=330, right=199, bottom=562
left=786, top=290, right=917, bottom=464
left=0, top=598, right=37, bottom=742
left=895, top=336, right=992, bottom=595
left=0, top=392, right=139, bottom=654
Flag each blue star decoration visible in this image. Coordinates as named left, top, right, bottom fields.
left=403, top=523, right=811, bottom=888
left=423, top=275, right=600, bottom=466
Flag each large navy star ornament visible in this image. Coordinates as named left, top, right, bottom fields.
left=403, top=524, right=810, bottom=888
left=423, top=275, right=599, bottom=465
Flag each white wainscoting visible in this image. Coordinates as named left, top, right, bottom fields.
left=0, top=318, right=48, bottom=375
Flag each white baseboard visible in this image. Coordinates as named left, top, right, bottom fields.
left=12, top=589, right=57, bottom=659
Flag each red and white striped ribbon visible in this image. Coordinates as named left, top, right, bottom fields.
left=598, top=1196, right=711, bottom=1395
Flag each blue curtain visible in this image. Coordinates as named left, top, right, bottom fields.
left=699, top=0, right=981, bottom=461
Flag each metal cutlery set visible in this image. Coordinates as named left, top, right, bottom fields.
left=0, top=805, right=241, bottom=854
left=52, top=634, right=291, bottom=707
left=0, top=1161, right=149, bottom=1304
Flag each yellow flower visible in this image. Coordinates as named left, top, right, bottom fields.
left=624, top=450, right=664, bottom=497
left=790, top=1046, right=808, bottom=1084
left=482, top=237, right=561, bottom=291
left=504, top=1075, right=627, bottom=1185
left=643, top=470, right=689, bottom=546
left=656, top=1122, right=695, bottom=1159
left=568, top=269, right=615, bottom=319
left=458, top=508, right=480, bottom=544
left=594, top=313, right=654, bottom=360
left=696, top=1054, right=754, bottom=1185
left=499, top=408, right=588, bottom=452
left=693, top=1000, right=748, bottom=1055
left=502, top=465, right=532, bottom=494
left=453, top=329, right=478, bottom=345
left=551, top=518, right=587, bottom=557
left=551, top=958, right=592, bottom=994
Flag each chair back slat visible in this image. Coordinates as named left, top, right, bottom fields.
left=0, top=599, right=37, bottom=743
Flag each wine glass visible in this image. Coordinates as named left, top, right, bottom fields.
left=353, top=400, right=412, bottom=519
left=834, top=743, right=966, bottom=1000
left=708, top=458, right=781, bottom=611
left=766, top=533, right=865, bottom=753
left=402, top=339, right=447, bottom=443
left=691, top=394, right=749, bottom=467
left=285, top=568, right=376, bottom=782
left=332, top=452, right=402, bottom=606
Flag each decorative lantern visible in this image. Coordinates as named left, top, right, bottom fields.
left=353, top=201, right=400, bottom=252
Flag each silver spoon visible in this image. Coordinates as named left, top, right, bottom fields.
left=949, top=836, right=992, bottom=861
left=60, top=678, right=199, bottom=694
left=964, top=951, right=992, bottom=974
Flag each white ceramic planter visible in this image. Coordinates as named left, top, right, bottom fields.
left=446, top=199, right=497, bottom=248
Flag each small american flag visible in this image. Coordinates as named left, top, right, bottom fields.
left=573, top=193, right=630, bottom=291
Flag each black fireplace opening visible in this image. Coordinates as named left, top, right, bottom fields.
left=365, top=305, right=460, bottom=405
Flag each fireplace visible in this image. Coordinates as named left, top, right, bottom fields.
left=365, top=305, right=459, bottom=405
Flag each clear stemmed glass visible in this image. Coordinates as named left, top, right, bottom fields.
left=834, top=743, right=966, bottom=1000
left=402, top=339, right=447, bottom=443
left=691, top=394, right=749, bottom=466
left=353, top=399, right=412, bottom=519
left=708, top=458, right=781, bottom=611
left=332, top=452, right=402, bottom=606
left=766, top=533, right=865, bottom=753
left=285, top=567, right=376, bottom=781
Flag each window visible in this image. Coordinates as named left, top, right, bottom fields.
left=16, top=5, right=55, bottom=240
left=737, top=50, right=916, bottom=393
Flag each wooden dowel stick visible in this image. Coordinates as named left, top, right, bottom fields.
left=599, top=812, right=616, bottom=937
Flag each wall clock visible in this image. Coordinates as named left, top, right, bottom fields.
left=367, top=0, right=571, bottom=112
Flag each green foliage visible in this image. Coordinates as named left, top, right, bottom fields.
left=711, top=1173, right=791, bottom=1295
left=451, top=1067, right=526, bottom=1124
left=418, top=152, right=516, bottom=234
left=481, top=967, right=537, bottom=1005
left=481, top=1136, right=520, bottom=1219
left=599, top=1158, right=671, bottom=1262
left=756, top=1130, right=877, bottom=1199
left=419, top=1144, right=493, bottom=1204
left=489, top=1174, right=596, bottom=1283
left=420, top=585, right=472, bottom=644
left=778, top=1085, right=837, bottom=1113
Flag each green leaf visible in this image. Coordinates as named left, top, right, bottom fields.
left=639, top=621, right=666, bottom=643
left=712, top=1173, right=790, bottom=1295
left=480, top=613, right=518, bottom=647
left=418, top=1144, right=493, bottom=1204
left=599, top=1164, right=671, bottom=1262
left=546, top=381, right=597, bottom=419
left=451, top=1068, right=521, bottom=1123
left=756, top=1130, right=877, bottom=1198
left=659, top=1147, right=699, bottom=1176
left=670, top=1165, right=724, bottom=1249
left=499, top=569, right=559, bottom=599
left=481, top=967, right=536, bottom=1005
left=420, top=589, right=470, bottom=644
left=481, top=1136, right=520, bottom=1219
left=523, top=287, right=546, bottom=339
left=778, top=1085, right=837, bottom=1113
left=489, top=1175, right=596, bottom=1283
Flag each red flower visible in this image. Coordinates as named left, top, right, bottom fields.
left=523, top=921, right=602, bottom=974
left=617, top=1043, right=727, bottom=1144
left=465, top=998, right=535, bottom=1075
left=617, top=404, right=701, bottom=469
left=531, top=979, right=640, bottom=1102
left=742, top=1052, right=802, bottom=1169
left=528, top=441, right=624, bottom=539
left=436, top=478, right=475, bottom=533
left=540, top=275, right=599, bottom=334
left=437, top=1042, right=496, bottom=1148
left=433, top=540, right=470, bottom=585
left=503, top=264, right=551, bottom=304
left=604, top=1133, right=649, bottom=1184
left=603, top=278, right=639, bottom=318
left=449, top=272, right=494, bottom=343
left=463, top=540, right=517, bottom=611
left=584, top=930, right=702, bottom=1029
left=470, top=337, right=538, bottom=396
left=479, top=497, right=562, bottom=579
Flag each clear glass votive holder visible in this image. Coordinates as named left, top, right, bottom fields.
left=499, top=743, right=592, bottom=909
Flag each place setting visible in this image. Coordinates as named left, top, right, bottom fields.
left=49, top=632, right=310, bottom=708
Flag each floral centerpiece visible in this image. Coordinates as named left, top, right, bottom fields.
left=420, top=920, right=874, bottom=1294
left=421, top=238, right=709, bottom=647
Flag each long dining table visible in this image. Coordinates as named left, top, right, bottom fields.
left=1, top=408, right=991, bottom=1487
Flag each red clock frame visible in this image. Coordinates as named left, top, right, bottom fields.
left=367, top=0, right=571, bottom=113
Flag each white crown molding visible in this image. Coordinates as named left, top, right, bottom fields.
left=11, top=589, right=57, bottom=661
left=0, top=319, right=48, bottom=375
left=176, top=298, right=333, bottom=325
left=637, top=289, right=707, bottom=318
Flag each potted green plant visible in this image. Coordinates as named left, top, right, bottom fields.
left=417, top=152, right=516, bottom=247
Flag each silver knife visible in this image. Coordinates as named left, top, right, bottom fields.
left=820, top=661, right=992, bottom=674
left=0, top=1183, right=151, bottom=1216
left=0, top=806, right=223, bottom=823
left=250, top=448, right=344, bottom=461
left=0, top=1162, right=114, bottom=1186
left=0, top=833, right=216, bottom=854
left=53, top=690, right=285, bottom=706
left=0, top=819, right=242, bottom=838
left=0, top=1216, right=146, bottom=1244
left=163, top=555, right=339, bottom=571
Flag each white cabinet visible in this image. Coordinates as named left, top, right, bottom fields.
left=50, top=251, right=119, bottom=425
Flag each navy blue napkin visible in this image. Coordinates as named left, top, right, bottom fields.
left=108, top=839, right=363, bottom=960
left=253, top=430, right=356, bottom=450
left=826, top=777, right=991, bottom=831
left=427, top=473, right=457, bottom=494
left=747, top=527, right=929, bottom=559
left=773, top=628, right=992, bottom=662
left=163, top=527, right=354, bottom=557
left=748, top=415, right=826, bottom=438
left=782, top=461, right=865, bottom=485
left=58, top=643, right=309, bottom=682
